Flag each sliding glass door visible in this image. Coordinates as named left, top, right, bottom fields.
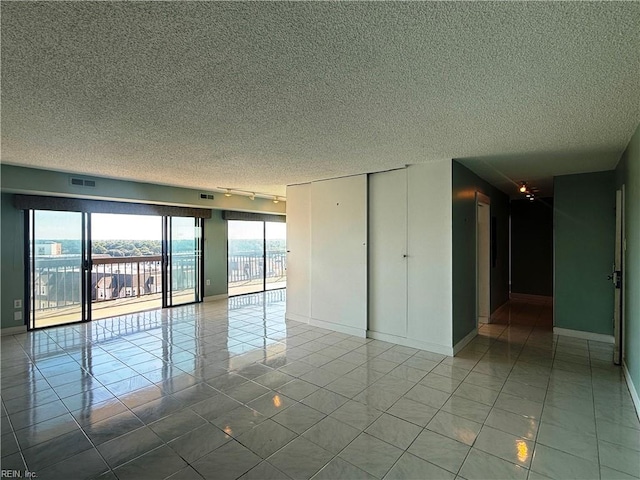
left=228, top=221, right=265, bottom=296
left=227, top=219, right=286, bottom=296
left=91, top=213, right=163, bottom=321
left=266, top=222, right=286, bottom=291
left=167, top=217, right=203, bottom=306
left=29, top=210, right=88, bottom=329
left=27, top=208, right=203, bottom=329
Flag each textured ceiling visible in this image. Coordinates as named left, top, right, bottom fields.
left=2, top=2, right=639, bottom=197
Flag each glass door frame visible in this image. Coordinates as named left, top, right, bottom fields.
left=162, top=216, right=204, bottom=307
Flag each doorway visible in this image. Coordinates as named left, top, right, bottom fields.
left=27, top=210, right=203, bottom=329
left=613, top=186, right=625, bottom=365
left=477, top=193, right=491, bottom=325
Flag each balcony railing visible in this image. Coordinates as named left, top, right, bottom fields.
left=33, top=254, right=198, bottom=312
left=228, top=251, right=286, bottom=284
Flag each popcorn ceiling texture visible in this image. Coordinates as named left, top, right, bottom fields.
left=2, top=2, right=639, bottom=196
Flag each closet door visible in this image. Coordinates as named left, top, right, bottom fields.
left=310, top=175, right=368, bottom=336
left=368, top=169, right=408, bottom=337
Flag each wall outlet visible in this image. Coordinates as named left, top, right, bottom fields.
left=14, top=311, right=22, bottom=321
left=14, top=299, right=22, bottom=309
left=206, top=279, right=211, bottom=286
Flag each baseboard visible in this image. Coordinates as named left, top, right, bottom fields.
left=285, top=312, right=310, bottom=324
left=309, top=318, right=366, bottom=338
left=491, top=301, right=510, bottom=317
left=366, top=330, right=454, bottom=356
left=453, top=328, right=478, bottom=355
left=204, top=294, right=228, bottom=302
left=1, top=325, right=27, bottom=336
left=478, top=316, right=489, bottom=324
left=553, top=327, right=614, bottom=344
left=510, top=292, right=553, bottom=305
left=623, top=361, right=640, bottom=420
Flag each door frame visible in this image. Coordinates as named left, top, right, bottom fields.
left=614, top=185, right=625, bottom=365
left=476, top=192, right=491, bottom=327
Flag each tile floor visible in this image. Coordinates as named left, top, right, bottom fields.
left=1, top=291, right=639, bottom=480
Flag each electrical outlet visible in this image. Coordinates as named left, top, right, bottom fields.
left=14, top=311, right=22, bottom=321
left=14, top=299, right=22, bottom=309
left=206, top=279, right=211, bottom=286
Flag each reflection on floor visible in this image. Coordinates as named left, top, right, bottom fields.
left=1, top=292, right=638, bottom=479
left=33, top=291, right=196, bottom=328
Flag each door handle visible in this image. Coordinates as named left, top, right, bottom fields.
left=609, top=270, right=622, bottom=289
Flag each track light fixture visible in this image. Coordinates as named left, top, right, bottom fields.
left=216, top=187, right=286, bottom=202
left=519, top=182, right=527, bottom=193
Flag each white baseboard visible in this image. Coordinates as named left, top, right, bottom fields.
left=310, top=318, right=366, bottom=338
left=366, top=330, right=454, bottom=357
left=285, top=312, right=310, bottom=324
left=623, top=361, right=640, bottom=420
left=204, top=294, right=228, bottom=302
left=553, top=327, right=614, bottom=344
left=453, top=328, right=478, bottom=355
left=510, top=293, right=553, bottom=305
left=1, top=325, right=27, bottom=336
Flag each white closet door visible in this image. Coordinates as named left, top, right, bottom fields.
left=369, top=169, right=408, bottom=337
left=310, top=175, right=368, bottom=336
left=285, top=183, right=311, bottom=322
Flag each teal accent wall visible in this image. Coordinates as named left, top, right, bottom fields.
left=615, top=122, right=640, bottom=397
left=511, top=198, right=554, bottom=296
left=1, top=164, right=286, bottom=215
left=204, top=210, right=228, bottom=297
left=1, top=193, right=25, bottom=329
left=0, top=165, right=285, bottom=329
left=554, top=171, right=615, bottom=335
left=452, top=161, right=510, bottom=345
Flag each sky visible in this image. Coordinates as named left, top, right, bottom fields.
left=34, top=212, right=286, bottom=241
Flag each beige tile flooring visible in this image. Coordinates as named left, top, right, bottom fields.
left=1, top=292, right=639, bottom=479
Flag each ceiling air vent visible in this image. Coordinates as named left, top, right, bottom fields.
left=70, top=177, right=96, bottom=188
left=200, top=193, right=215, bottom=200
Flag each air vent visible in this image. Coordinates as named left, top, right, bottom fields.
left=200, top=193, right=215, bottom=200
left=70, top=177, right=96, bottom=188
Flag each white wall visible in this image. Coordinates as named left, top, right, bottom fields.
left=285, top=184, right=311, bottom=322
left=407, top=162, right=453, bottom=353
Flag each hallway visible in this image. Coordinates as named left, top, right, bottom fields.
left=1, top=293, right=638, bottom=479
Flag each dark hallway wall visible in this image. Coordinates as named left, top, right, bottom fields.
left=510, top=198, right=554, bottom=297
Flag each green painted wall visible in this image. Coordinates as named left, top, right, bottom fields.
left=452, top=161, right=510, bottom=345
left=511, top=198, right=554, bottom=296
left=554, top=171, right=615, bottom=335
left=1, top=164, right=286, bottom=215
left=1, top=165, right=285, bottom=329
left=204, top=211, right=228, bottom=298
left=615, top=122, right=640, bottom=397
left=1, top=193, right=25, bottom=329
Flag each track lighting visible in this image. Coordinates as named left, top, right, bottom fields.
left=224, top=189, right=232, bottom=197
left=273, top=196, right=280, bottom=204
left=249, top=193, right=255, bottom=201
left=519, top=182, right=527, bottom=193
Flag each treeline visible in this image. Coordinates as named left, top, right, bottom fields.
left=229, top=239, right=286, bottom=255
left=54, top=240, right=195, bottom=257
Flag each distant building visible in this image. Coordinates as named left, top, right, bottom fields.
left=35, top=241, right=62, bottom=256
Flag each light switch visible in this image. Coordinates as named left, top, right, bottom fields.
left=14, top=299, right=22, bottom=309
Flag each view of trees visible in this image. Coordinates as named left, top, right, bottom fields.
left=228, top=239, right=286, bottom=255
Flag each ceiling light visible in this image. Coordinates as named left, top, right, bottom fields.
left=519, top=182, right=527, bottom=193
left=273, top=196, right=280, bottom=204
left=224, top=189, right=232, bottom=197
left=249, top=193, right=255, bottom=201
